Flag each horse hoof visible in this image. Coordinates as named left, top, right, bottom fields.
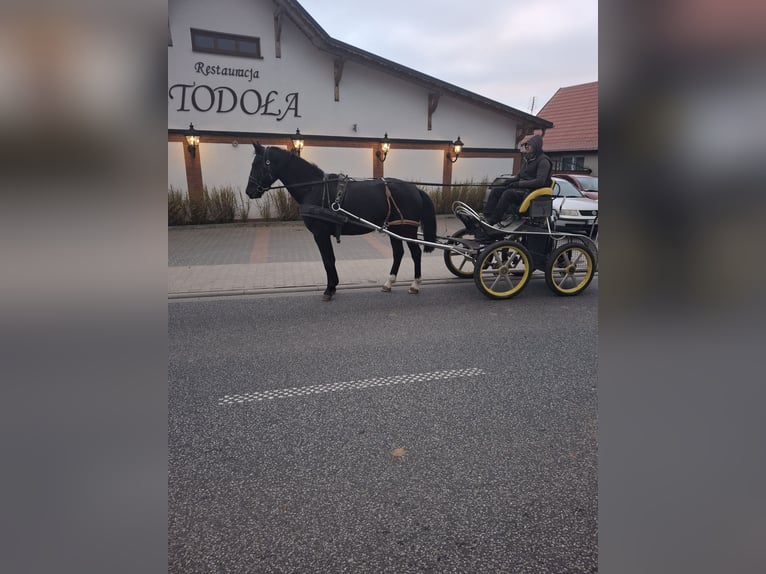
left=321, top=292, right=335, bottom=301
left=408, top=287, right=420, bottom=294
left=382, top=275, right=396, bottom=292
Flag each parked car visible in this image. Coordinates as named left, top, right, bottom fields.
left=553, top=173, right=598, bottom=200
left=551, top=176, right=598, bottom=235
left=483, top=175, right=598, bottom=236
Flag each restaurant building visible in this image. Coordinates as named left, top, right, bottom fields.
left=168, top=0, right=552, bottom=213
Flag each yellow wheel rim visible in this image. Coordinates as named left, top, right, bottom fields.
left=550, top=246, right=593, bottom=294
left=478, top=245, right=530, bottom=297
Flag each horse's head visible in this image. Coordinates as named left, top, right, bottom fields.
left=245, top=143, right=277, bottom=199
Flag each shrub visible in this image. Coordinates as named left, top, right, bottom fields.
left=237, top=190, right=251, bottom=222
left=169, top=185, right=247, bottom=224
left=168, top=186, right=189, bottom=226
left=423, top=179, right=488, bottom=214
left=258, top=195, right=272, bottom=220
left=169, top=179, right=487, bottom=223
left=205, top=185, right=237, bottom=223
left=269, top=188, right=300, bottom=220
left=188, top=195, right=207, bottom=225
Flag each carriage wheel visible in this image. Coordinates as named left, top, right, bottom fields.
left=473, top=240, right=532, bottom=299
left=443, top=228, right=476, bottom=278
left=544, top=241, right=596, bottom=296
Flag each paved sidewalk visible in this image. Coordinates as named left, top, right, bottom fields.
left=169, top=215, right=467, bottom=298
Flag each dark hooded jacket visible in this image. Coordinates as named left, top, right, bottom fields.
left=509, top=134, right=552, bottom=190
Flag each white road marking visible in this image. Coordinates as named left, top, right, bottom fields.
left=219, top=368, right=486, bottom=405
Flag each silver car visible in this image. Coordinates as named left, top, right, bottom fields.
left=551, top=176, right=598, bottom=235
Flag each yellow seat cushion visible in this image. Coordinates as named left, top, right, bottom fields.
left=518, top=186, right=553, bottom=214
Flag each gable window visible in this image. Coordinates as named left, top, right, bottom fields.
left=190, top=28, right=262, bottom=59
left=559, top=156, right=585, bottom=171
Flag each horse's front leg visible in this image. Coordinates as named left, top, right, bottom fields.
left=383, top=237, right=405, bottom=292
left=312, top=232, right=339, bottom=301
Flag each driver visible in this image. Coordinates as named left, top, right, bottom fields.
left=483, top=134, right=553, bottom=225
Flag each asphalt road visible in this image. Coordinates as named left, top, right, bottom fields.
left=169, top=278, right=598, bottom=573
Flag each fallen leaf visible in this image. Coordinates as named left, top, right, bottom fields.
left=390, top=447, right=407, bottom=458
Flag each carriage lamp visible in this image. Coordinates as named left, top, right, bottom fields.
left=446, top=136, right=463, bottom=163
left=185, top=123, right=200, bottom=158
left=291, top=129, right=305, bottom=155
left=376, top=133, right=391, bottom=163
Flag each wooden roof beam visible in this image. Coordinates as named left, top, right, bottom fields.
left=334, top=58, right=344, bottom=102
left=427, top=92, right=440, bottom=131
left=273, top=8, right=283, bottom=58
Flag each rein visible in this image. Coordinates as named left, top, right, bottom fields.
left=250, top=148, right=338, bottom=192
left=249, top=178, right=333, bottom=192
left=256, top=179, right=480, bottom=191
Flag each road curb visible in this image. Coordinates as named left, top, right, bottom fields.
left=167, top=272, right=595, bottom=300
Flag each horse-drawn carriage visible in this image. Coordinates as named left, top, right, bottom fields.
left=246, top=144, right=597, bottom=301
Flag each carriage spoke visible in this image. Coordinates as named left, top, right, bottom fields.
left=502, top=274, right=517, bottom=290
left=474, top=241, right=532, bottom=299
left=556, top=272, right=572, bottom=289
left=545, top=242, right=595, bottom=296
left=489, top=274, right=511, bottom=291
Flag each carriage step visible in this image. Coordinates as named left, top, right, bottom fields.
left=481, top=218, right=524, bottom=233
left=493, top=218, right=525, bottom=232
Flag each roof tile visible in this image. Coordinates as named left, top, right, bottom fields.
left=537, top=81, right=598, bottom=152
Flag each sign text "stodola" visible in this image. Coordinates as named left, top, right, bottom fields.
left=168, top=82, right=301, bottom=120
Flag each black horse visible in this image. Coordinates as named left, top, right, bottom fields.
left=245, top=144, right=437, bottom=301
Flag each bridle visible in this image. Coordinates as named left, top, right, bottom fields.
left=248, top=146, right=288, bottom=192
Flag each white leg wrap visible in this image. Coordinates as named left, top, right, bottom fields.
left=382, top=274, right=396, bottom=292
left=408, top=278, right=422, bottom=294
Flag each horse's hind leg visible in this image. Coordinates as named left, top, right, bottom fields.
left=406, top=236, right=423, bottom=294
left=312, top=233, right=339, bottom=301
left=383, top=236, right=405, bottom=292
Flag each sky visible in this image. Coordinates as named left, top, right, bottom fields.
left=297, top=0, right=598, bottom=114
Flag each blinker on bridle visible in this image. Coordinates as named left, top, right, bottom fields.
left=248, top=146, right=275, bottom=191
left=248, top=146, right=299, bottom=192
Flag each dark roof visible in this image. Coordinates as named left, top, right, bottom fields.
left=537, top=81, right=598, bottom=152
left=277, top=0, right=552, bottom=132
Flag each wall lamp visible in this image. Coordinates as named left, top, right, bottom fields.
left=446, top=136, right=463, bottom=163
left=376, top=133, right=391, bottom=163
left=291, top=128, right=305, bottom=155
left=186, top=123, right=200, bottom=158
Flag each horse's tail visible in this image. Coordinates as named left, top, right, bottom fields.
left=419, top=188, right=437, bottom=253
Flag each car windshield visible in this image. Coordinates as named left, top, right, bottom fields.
left=553, top=178, right=585, bottom=198
left=573, top=176, right=598, bottom=191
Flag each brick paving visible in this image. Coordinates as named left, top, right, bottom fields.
left=168, top=216, right=467, bottom=297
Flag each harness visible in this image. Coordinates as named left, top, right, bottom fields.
left=253, top=148, right=419, bottom=241
left=298, top=174, right=352, bottom=243
left=381, top=179, right=420, bottom=227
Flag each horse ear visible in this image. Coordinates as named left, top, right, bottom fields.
left=252, top=141, right=264, bottom=155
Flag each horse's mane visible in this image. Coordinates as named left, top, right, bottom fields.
left=270, top=146, right=324, bottom=178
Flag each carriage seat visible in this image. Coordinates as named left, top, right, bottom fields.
left=518, top=185, right=554, bottom=218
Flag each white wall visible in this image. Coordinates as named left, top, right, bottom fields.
left=169, top=0, right=523, bottom=192
left=168, top=142, right=186, bottom=191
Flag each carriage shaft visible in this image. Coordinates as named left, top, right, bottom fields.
left=331, top=204, right=474, bottom=257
